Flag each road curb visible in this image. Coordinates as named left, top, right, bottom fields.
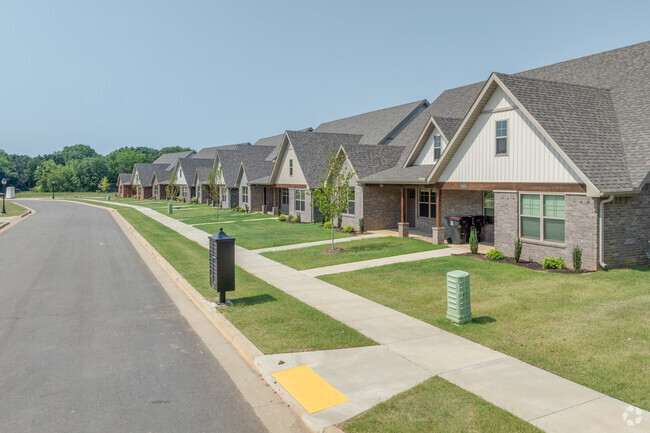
left=0, top=201, right=36, bottom=234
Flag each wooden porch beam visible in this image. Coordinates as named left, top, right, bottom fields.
left=436, top=182, right=586, bottom=193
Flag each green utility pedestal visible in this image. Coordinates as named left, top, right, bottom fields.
left=107, top=195, right=111, bottom=201
left=168, top=203, right=173, bottom=214
left=446, top=270, right=472, bottom=324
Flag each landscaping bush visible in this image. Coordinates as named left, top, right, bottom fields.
left=278, top=214, right=286, bottom=221
left=514, top=237, right=522, bottom=262
left=290, top=217, right=299, bottom=223
left=469, top=228, right=478, bottom=254
left=486, top=249, right=505, bottom=260
left=296, top=213, right=301, bottom=222
left=190, top=197, right=198, bottom=204
left=238, top=207, right=246, bottom=213
left=541, top=256, right=565, bottom=269
left=337, top=217, right=342, bottom=228
left=245, top=204, right=249, bottom=213
left=343, top=225, right=354, bottom=233
left=323, top=221, right=332, bottom=229
left=572, top=245, right=582, bottom=272
left=359, top=217, right=364, bottom=234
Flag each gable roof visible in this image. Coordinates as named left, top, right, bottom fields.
left=152, top=150, right=195, bottom=165
left=133, top=163, right=169, bottom=187
left=117, top=173, right=132, bottom=185
left=152, top=168, right=172, bottom=185
left=238, top=146, right=277, bottom=184
left=314, top=100, right=428, bottom=145
left=340, top=144, right=405, bottom=179
left=177, top=158, right=214, bottom=186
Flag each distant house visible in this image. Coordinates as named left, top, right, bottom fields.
left=130, top=151, right=195, bottom=200
left=116, top=173, right=132, bottom=198
left=234, top=146, right=277, bottom=213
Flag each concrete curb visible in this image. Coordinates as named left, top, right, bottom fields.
left=0, top=201, right=36, bottom=234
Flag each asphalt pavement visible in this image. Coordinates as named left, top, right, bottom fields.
left=0, top=200, right=268, bottom=433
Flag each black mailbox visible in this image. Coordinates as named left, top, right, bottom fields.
left=209, top=228, right=235, bottom=304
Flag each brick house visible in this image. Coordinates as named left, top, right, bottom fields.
left=234, top=146, right=277, bottom=213
left=116, top=173, right=133, bottom=198
left=130, top=150, right=195, bottom=200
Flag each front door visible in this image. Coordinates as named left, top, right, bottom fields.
left=406, top=188, right=416, bottom=227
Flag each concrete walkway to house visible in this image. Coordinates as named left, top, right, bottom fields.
left=82, top=198, right=649, bottom=433
left=191, top=217, right=278, bottom=226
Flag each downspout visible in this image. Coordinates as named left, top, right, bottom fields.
left=599, top=194, right=615, bottom=269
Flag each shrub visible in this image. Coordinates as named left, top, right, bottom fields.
left=541, top=256, right=565, bottom=270
left=278, top=214, right=286, bottom=221
left=572, top=245, right=582, bottom=272
left=238, top=207, right=246, bottom=213
left=324, top=221, right=332, bottom=229
left=190, top=197, right=198, bottom=204
left=486, top=249, right=505, bottom=260
left=337, top=217, right=342, bottom=228
left=514, top=237, right=522, bottom=262
left=245, top=204, right=249, bottom=213
left=287, top=214, right=294, bottom=222
left=359, top=217, right=364, bottom=234
left=290, top=217, right=299, bottom=223
left=468, top=228, right=478, bottom=254
left=343, top=225, right=354, bottom=233
left=296, top=213, right=301, bottom=222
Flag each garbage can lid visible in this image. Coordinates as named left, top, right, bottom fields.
left=209, top=228, right=235, bottom=241
left=447, top=270, right=469, bottom=278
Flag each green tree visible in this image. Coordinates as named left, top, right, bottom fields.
left=105, top=147, right=153, bottom=181
left=207, top=163, right=224, bottom=218
left=132, top=173, right=141, bottom=198
left=311, top=149, right=354, bottom=250
left=0, top=150, right=17, bottom=184
left=98, top=176, right=110, bottom=194
left=71, top=157, right=109, bottom=191
left=166, top=168, right=179, bottom=201
left=54, top=144, right=98, bottom=164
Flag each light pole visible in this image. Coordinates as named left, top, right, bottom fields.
left=51, top=180, right=55, bottom=200
left=1, top=178, right=6, bottom=214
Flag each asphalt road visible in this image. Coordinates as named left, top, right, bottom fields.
left=0, top=200, right=267, bottom=433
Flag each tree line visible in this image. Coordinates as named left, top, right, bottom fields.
left=0, top=144, right=192, bottom=192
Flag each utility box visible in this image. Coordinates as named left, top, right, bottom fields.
left=446, top=270, right=471, bottom=324
left=209, top=228, right=235, bottom=304
left=168, top=203, right=173, bottom=214
left=6, top=187, right=15, bottom=199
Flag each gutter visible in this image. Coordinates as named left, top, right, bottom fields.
left=599, top=194, right=615, bottom=269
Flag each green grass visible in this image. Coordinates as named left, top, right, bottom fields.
left=16, top=191, right=103, bottom=198
left=342, top=376, right=542, bottom=433
left=321, top=257, right=650, bottom=410
left=262, top=237, right=446, bottom=270
left=0, top=201, right=28, bottom=217
left=196, top=220, right=351, bottom=249
left=80, top=200, right=374, bottom=354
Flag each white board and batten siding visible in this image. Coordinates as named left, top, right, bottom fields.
left=438, top=87, right=584, bottom=184
left=276, top=143, right=308, bottom=186
left=177, top=167, right=188, bottom=185
left=413, top=129, right=445, bottom=166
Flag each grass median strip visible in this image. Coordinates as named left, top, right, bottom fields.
left=342, top=376, right=542, bottom=433
left=0, top=201, right=28, bottom=217
left=321, top=256, right=650, bottom=410
left=262, top=237, right=446, bottom=270
left=196, top=220, right=350, bottom=250
left=83, top=201, right=374, bottom=354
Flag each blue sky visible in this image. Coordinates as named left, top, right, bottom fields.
left=1, top=0, right=648, bottom=156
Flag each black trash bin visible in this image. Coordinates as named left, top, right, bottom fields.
left=447, top=216, right=472, bottom=244
left=470, top=215, right=485, bottom=241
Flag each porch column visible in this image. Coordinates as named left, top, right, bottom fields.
left=398, top=187, right=409, bottom=238
left=272, top=187, right=279, bottom=215
left=432, top=188, right=445, bottom=244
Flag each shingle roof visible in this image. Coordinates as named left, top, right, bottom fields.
left=152, top=168, right=172, bottom=185
left=178, top=158, right=214, bottom=186
left=134, top=163, right=169, bottom=187
left=253, top=134, right=284, bottom=147
left=360, top=165, right=435, bottom=184
left=341, top=144, right=405, bottom=179
left=152, top=150, right=195, bottom=165
left=117, top=173, right=132, bottom=185
left=239, top=146, right=277, bottom=184
left=286, top=131, right=363, bottom=187
left=314, top=100, right=427, bottom=145
left=195, top=166, right=213, bottom=185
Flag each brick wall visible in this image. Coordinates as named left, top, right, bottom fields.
left=363, top=186, right=401, bottom=230
left=494, top=192, right=599, bottom=270
left=603, top=184, right=650, bottom=267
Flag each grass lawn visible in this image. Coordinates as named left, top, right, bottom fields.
left=81, top=201, right=374, bottom=354
left=342, top=376, right=541, bottom=433
left=262, top=237, right=446, bottom=270
left=16, top=191, right=103, bottom=198
left=0, top=201, right=28, bottom=217
left=196, top=220, right=351, bottom=250
left=322, top=256, right=650, bottom=411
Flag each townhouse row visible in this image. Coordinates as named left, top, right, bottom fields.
left=117, top=41, right=650, bottom=271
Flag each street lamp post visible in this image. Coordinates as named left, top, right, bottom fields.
left=51, top=180, right=55, bottom=200
left=1, top=178, right=6, bottom=214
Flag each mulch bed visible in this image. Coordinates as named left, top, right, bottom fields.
left=451, top=252, right=593, bottom=274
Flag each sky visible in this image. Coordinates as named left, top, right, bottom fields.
left=1, top=0, right=649, bottom=157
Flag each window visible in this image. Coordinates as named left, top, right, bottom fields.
left=119, top=185, right=123, bottom=194
left=496, top=120, right=508, bottom=154
left=282, top=188, right=289, bottom=205
left=182, top=186, right=187, bottom=197
left=220, top=187, right=227, bottom=203
left=345, top=187, right=355, bottom=215
left=418, top=188, right=436, bottom=218
left=433, top=135, right=442, bottom=160
left=154, top=185, right=158, bottom=196
left=484, top=191, right=494, bottom=224
left=520, top=194, right=565, bottom=242
left=242, top=186, right=248, bottom=203
left=289, top=159, right=293, bottom=176
left=295, top=188, right=306, bottom=212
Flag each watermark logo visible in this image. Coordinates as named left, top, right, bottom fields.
left=622, top=405, right=643, bottom=426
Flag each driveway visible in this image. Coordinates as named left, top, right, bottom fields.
left=0, top=200, right=267, bottom=433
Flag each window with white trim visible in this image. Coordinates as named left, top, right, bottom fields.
left=345, top=187, right=355, bottom=215
left=496, top=120, right=508, bottom=154
left=154, top=185, right=159, bottom=196
left=295, top=188, right=306, bottom=212
left=418, top=188, right=436, bottom=218
left=182, top=186, right=187, bottom=197
left=282, top=188, right=289, bottom=205
left=520, top=194, right=565, bottom=243
left=433, top=135, right=442, bottom=160
left=220, top=187, right=227, bottom=203
left=242, top=186, right=248, bottom=204
left=289, top=159, right=293, bottom=176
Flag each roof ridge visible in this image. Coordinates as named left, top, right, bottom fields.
left=495, top=72, right=611, bottom=92
left=317, top=99, right=427, bottom=125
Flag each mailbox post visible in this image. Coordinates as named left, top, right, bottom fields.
left=209, top=228, right=235, bottom=304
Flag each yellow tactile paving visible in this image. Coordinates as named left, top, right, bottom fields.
left=272, top=365, right=349, bottom=414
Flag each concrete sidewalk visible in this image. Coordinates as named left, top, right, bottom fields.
left=251, top=233, right=387, bottom=254
left=83, top=199, right=649, bottom=433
